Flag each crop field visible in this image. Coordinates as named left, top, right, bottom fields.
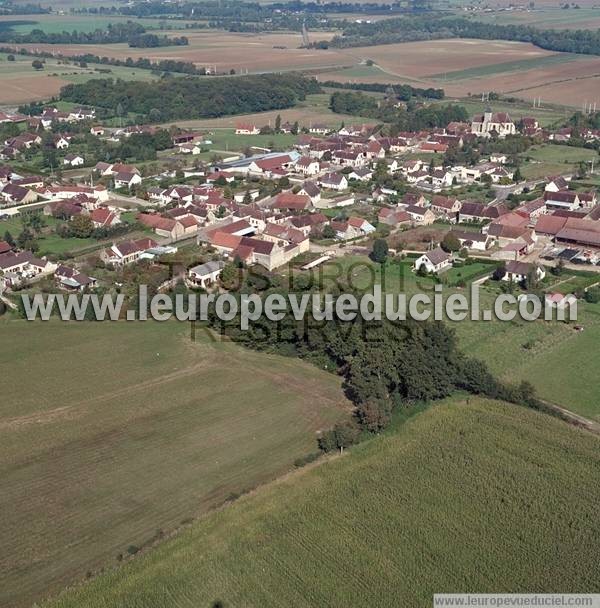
left=0, top=52, right=157, bottom=104
left=46, top=397, right=600, bottom=608
left=0, top=320, right=348, bottom=608
left=314, top=39, right=600, bottom=108
left=15, top=29, right=349, bottom=74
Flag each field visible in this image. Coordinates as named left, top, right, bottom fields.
left=0, top=14, right=170, bottom=34
left=0, top=52, right=157, bottom=105
left=4, top=31, right=599, bottom=109
left=319, top=39, right=600, bottom=108
left=46, top=397, right=600, bottom=608
left=158, top=93, right=374, bottom=131
left=470, top=8, right=600, bottom=30
left=316, top=255, right=600, bottom=422
left=15, top=29, right=348, bottom=74
left=0, top=320, right=348, bottom=608
left=519, top=144, right=598, bottom=180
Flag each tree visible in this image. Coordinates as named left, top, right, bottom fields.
left=242, top=190, right=252, bottom=205
left=7, top=54, right=15, bottom=62
left=370, top=238, right=389, bottom=264
left=31, top=59, right=44, bottom=70
left=441, top=232, right=461, bottom=253
left=69, top=214, right=94, bottom=238
left=3, top=231, right=14, bottom=246
left=275, top=114, right=281, bottom=133
left=513, top=167, right=523, bottom=183
left=17, top=227, right=37, bottom=251
left=322, top=224, right=335, bottom=239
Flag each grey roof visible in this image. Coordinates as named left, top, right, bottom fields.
left=189, top=260, right=225, bottom=276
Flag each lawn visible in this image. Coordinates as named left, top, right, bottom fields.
left=0, top=320, right=348, bottom=608
left=46, top=396, right=600, bottom=608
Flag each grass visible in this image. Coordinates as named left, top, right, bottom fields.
left=0, top=320, right=348, bottom=608
left=316, top=255, right=600, bottom=421
left=520, top=144, right=598, bottom=179
left=437, top=98, right=568, bottom=127
left=46, top=396, right=600, bottom=608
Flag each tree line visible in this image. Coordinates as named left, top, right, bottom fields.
left=322, top=80, right=444, bottom=100
left=311, top=15, right=600, bottom=56
left=0, top=21, right=189, bottom=47
left=328, top=90, right=469, bottom=130
left=1, top=46, right=207, bottom=76
left=59, top=73, right=322, bottom=121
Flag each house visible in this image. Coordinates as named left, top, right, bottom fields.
left=413, top=247, right=452, bottom=274
left=1, top=183, right=37, bottom=205
left=298, top=181, right=321, bottom=204
left=90, top=207, right=120, bottom=229
left=405, top=205, right=435, bottom=225
left=471, top=110, right=516, bottom=138
left=289, top=213, right=329, bottom=236
left=545, top=176, right=570, bottom=192
left=430, top=195, right=461, bottom=218
left=309, top=124, right=329, bottom=135
left=273, top=192, right=312, bottom=212
left=188, top=260, right=225, bottom=288
left=451, top=230, right=490, bottom=251
left=53, top=136, right=70, bottom=150
left=63, top=153, right=84, bottom=167
left=319, top=172, right=348, bottom=191
left=114, top=172, right=142, bottom=189
left=331, top=217, right=375, bottom=240
left=137, top=213, right=185, bottom=240
left=179, top=142, right=201, bottom=155
left=101, top=238, right=158, bottom=266
left=378, top=207, right=411, bottom=228
left=55, top=265, right=97, bottom=291
left=235, top=123, right=260, bottom=135
left=90, top=126, right=105, bottom=136
left=262, top=223, right=310, bottom=253
left=348, top=167, right=373, bottom=182
left=543, top=190, right=585, bottom=211
left=295, top=156, right=320, bottom=176
left=419, top=141, right=448, bottom=154
left=0, top=251, right=56, bottom=286
left=502, top=261, right=545, bottom=283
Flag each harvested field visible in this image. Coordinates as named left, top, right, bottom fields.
left=0, top=320, right=348, bottom=608
left=16, top=30, right=350, bottom=74
left=471, top=7, right=600, bottom=29
left=0, top=74, right=67, bottom=104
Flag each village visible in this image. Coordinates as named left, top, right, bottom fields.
left=1, top=103, right=599, bottom=304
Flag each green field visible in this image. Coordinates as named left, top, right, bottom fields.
left=429, top=53, right=581, bottom=82
left=0, top=320, right=348, bottom=608
left=469, top=8, right=600, bottom=30
left=0, top=15, right=173, bottom=34
left=46, top=397, right=600, bottom=608
left=520, top=144, right=598, bottom=179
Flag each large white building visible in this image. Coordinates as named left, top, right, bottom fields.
left=471, top=109, right=516, bottom=138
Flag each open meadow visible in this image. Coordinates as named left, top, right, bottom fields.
left=46, top=397, right=600, bottom=608
left=0, top=52, right=157, bottom=105
left=0, top=319, right=349, bottom=608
